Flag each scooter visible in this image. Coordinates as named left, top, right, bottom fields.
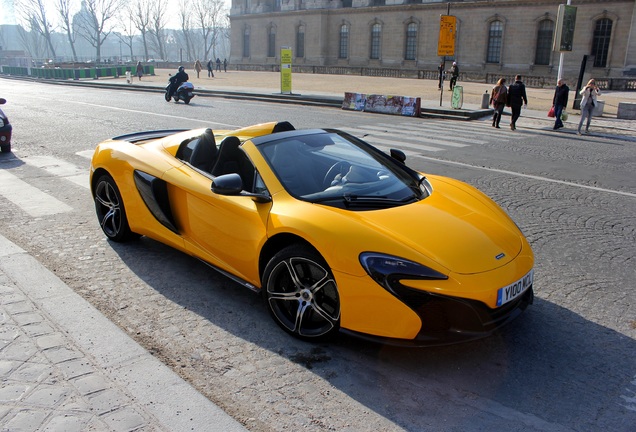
left=0, top=98, right=12, bottom=153
left=165, top=81, right=195, bottom=104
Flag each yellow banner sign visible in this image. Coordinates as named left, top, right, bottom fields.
left=438, top=15, right=457, bottom=57
left=280, top=47, right=292, bottom=94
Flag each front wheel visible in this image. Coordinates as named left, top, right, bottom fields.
left=263, top=245, right=340, bottom=340
left=94, top=174, right=139, bottom=242
left=0, top=143, right=10, bottom=153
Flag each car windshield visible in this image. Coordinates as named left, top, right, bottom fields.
left=258, top=131, right=431, bottom=210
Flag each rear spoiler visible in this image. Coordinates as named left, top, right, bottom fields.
left=112, top=129, right=189, bottom=144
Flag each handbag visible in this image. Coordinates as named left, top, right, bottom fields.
left=548, top=106, right=555, bottom=118
left=561, top=110, right=568, bottom=122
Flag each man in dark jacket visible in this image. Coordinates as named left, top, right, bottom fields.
left=507, top=75, right=528, bottom=130
left=552, top=78, right=570, bottom=130
left=168, top=66, right=189, bottom=98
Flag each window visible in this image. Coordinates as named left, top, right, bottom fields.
left=268, top=27, right=276, bottom=58
left=243, top=27, right=250, bottom=58
left=404, top=23, right=417, bottom=61
left=370, top=23, right=381, bottom=60
left=296, top=26, right=305, bottom=58
left=592, top=18, right=612, bottom=67
left=535, top=19, right=554, bottom=65
left=486, top=20, right=503, bottom=63
left=339, top=25, right=349, bottom=59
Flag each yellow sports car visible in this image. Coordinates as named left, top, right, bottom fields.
left=90, top=121, right=534, bottom=346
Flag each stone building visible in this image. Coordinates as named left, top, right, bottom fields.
left=228, top=0, right=636, bottom=83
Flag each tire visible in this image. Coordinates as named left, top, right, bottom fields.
left=93, top=174, right=139, bottom=242
left=164, top=91, right=171, bottom=102
left=184, top=98, right=190, bottom=105
left=0, top=143, right=10, bottom=153
left=263, top=245, right=340, bottom=340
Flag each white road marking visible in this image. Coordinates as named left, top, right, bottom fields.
left=416, top=155, right=636, bottom=198
left=339, top=127, right=444, bottom=152
left=0, top=170, right=73, bottom=217
left=24, top=155, right=89, bottom=189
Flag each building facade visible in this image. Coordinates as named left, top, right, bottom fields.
left=228, top=0, right=636, bottom=81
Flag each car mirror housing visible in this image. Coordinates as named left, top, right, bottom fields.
left=390, top=149, right=406, bottom=164
left=211, top=173, right=271, bottom=203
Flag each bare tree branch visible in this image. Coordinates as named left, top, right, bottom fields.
left=56, top=0, right=78, bottom=62
left=14, top=0, right=57, bottom=59
left=74, top=0, right=124, bottom=62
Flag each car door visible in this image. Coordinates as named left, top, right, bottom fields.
left=162, top=163, right=272, bottom=288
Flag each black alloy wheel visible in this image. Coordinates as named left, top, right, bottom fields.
left=94, top=174, right=139, bottom=242
left=263, top=245, right=340, bottom=340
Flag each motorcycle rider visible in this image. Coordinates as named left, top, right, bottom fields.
left=168, top=66, right=189, bottom=98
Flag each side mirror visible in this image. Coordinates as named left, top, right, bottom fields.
left=0, top=98, right=6, bottom=105
left=211, top=173, right=271, bottom=203
left=390, top=149, right=406, bottom=164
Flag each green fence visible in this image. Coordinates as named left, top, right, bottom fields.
left=0, top=65, right=154, bottom=80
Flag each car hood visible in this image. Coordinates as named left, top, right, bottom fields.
left=340, top=180, right=522, bottom=275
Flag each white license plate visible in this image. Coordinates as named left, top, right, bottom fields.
left=496, top=269, right=534, bottom=306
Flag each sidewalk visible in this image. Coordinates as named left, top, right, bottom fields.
left=0, top=233, right=248, bottom=431
left=119, top=68, right=636, bottom=135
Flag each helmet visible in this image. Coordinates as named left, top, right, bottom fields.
left=178, top=66, right=184, bottom=72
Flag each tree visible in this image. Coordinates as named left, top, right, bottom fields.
left=192, top=0, right=225, bottom=62
left=57, top=0, right=79, bottom=62
left=129, top=0, right=150, bottom=61
left=148, top=0, right=168, bottom=60
left=177, top=0, right=195, bottom=63
left=74, top=0, right=124, bottom=63
left=14, top=0, right=58, bottom=59
left=115, top=12, right=137, bottom=61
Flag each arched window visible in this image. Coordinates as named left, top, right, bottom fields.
left=243, top=27, right=250, bottom=58
left=592, top=18, right=612, bottom=67
left=370, top=23, right=381, bottom=60
left=296, top=25, right=305, bottom=58
left=404, top=23, right=417, bottom=61
left=486, top=20, right=503, bottom=63
left=339, top=25, right=349, bottom=59
left=268, top=26, right=276, bottom=58
left=535, top=19, right=554, bottom=65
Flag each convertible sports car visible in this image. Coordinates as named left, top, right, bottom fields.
left=90, top=121, right=534, bottom=346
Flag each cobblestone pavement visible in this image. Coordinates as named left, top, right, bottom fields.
left=0, top=234, right=247, bottom=432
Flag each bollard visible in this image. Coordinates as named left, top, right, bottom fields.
left=481, top=90, right=490, bottom=109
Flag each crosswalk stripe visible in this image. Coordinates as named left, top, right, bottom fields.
left=356, top=124, right=471, bottom=147
left=0, top=170, right=73, bottom=217
left=373, top=123, right=488, bottom=145
left=339, top=127, right=444, bottom=152
left=76, top=150, right=95, bottom=159
left=24, top=155, right=90, bottom=189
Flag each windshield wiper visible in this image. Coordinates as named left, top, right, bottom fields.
left=342, top=194, right=417, bottom=208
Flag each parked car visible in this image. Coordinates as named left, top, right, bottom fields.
left=89, top=121, right=534, bottom=346
left=0, top=98, right=12, bottom=153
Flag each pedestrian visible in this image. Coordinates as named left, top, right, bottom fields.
left=207, top=59, right=214, bottom=77
left=507, top=75, right=528, bottom=130
left=194, top=59, right=202, bottom=79
left=437, top=61, right=445, bottom=90
left=223, top=58, right=227, bottom=72
left=216, top=57, right=221, bottom=72
left=489, top=78, right=507, bottom=128
left=135, top=61, right=143, bottom=81
left=578, top=79, right=600, bottom=135
left=449, top=61, right=459, bottom=91
left=552, top=78, right=570, bottom=130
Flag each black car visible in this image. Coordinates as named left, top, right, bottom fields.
left=0, top=98, right=12, bottom=153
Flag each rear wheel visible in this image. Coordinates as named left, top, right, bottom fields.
left=94, top=174, right=139, bottom=242
left=263, top=245, right=340, bottom=340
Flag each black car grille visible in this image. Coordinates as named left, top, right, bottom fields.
left=391, top=283, right=534, bottom=342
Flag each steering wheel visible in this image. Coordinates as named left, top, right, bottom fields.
left=323, top=161, right=351, bottom=189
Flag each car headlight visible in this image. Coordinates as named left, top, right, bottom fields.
left=0, top=118, right=5, bottom=128
left=359, top=252, right=447, bottom=292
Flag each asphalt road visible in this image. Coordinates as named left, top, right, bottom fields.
left=1, top=79, right=635, bottom=431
